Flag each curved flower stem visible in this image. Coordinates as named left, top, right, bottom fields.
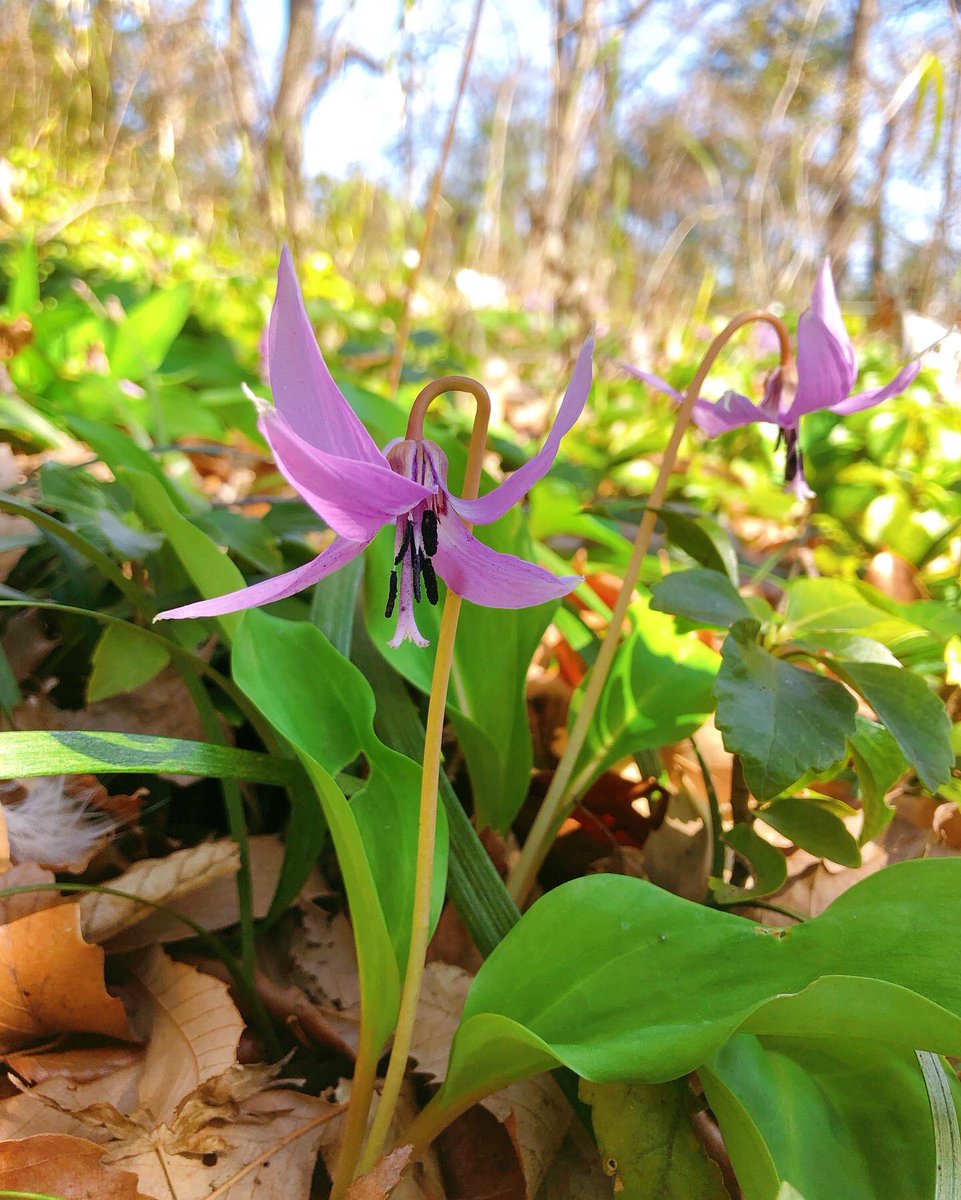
left=507, top=310, right=794, bottom=907
left=353, top=376, right=491, bottom=1177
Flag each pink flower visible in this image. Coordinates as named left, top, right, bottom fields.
left=627, top=259, right=921, bottom=498
left=157, top=249, right=592, bottom=646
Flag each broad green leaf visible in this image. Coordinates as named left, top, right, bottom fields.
left=655, top=507, right=739, bottom=583
left=110, top=283, right=192, bottom=381
left=569, top=597, right=718, bottom=795
left=712, top=823, right=788, bottom=905
left=783, top=578, right=929, bottom=659
left=69, top=415, right=184, bottom=507
left=121, top=467, right=246, bottom=641
left=757, top=798, right=861, bottom=868
left=7, top=237, right=39, bottom=315
left=703, top=1033, right=961, bottom=1200
left=581, top=1079, right=728, bottom=1199
left=0, top=729, right=298, bottom=785
left=715, top=620, right=857, bottom=800
left=530, top=477, right=631, bottom=562
left=832, top=661, right=953, bottom=793
left=233, top=609, right=447, bottom=970
left=422, top=860, right=961, bottom=1129
left=794, top=631, right=900, bottom=666
left=849, top=717, right=907, bottom=844
left=650, top=568, right=753, bottom=628
left=88, top=622, right=171, bottom=703
left=364, top=510, right=555, bottom=831
left=40, top=463, right=163, bottom=561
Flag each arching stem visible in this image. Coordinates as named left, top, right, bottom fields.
left=353, top=376, right=491, bottom=1176
left=507, top=311, right=794, bottom=906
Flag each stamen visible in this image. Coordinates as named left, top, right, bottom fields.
left=411, top=543, right=422, bottom=603
left=421, top=556, right=439, bottom=605
left=421, top=508, right=438, bottom=556
left=394, top=520, right=414, bottom=565
left=385, top=569, right=398, bottom=618
left=784, top=430, right=800, bottom=482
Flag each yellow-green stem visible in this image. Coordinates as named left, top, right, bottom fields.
left=507, top=310, right=794, bottom=906
left=354, top=375, right=491, bottom=1176
left=327, top=1030, right=381, bottom=1200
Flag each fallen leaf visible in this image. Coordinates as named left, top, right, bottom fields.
left=0, top=903, right=134, bottom=1053
left=0, top=1133, right=148, bottom=1199
left=580, top=1079, right=728, bottom=1200
left=126, top=947, right=245, bottom=1124
left=80, top=840, right=240, bottom=944
left=346, top=1145, right=414, bottom=1200
left=1, top=608, right=58, bottom=679
left=535, top=1120, right=611, bottom=1199
left=282, top=903, right=363, bottom=1054
left=6, top=1045, right=144, bottom=1087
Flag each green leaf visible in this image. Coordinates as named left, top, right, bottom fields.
left=569, top=596, right=718, bottom=795
left=87, top=622, right=172, bottom=703
left=364, top=510, right=555, bottom=831
left=832, top=661, right=953, bottom=793
left=580, top=1079, right=728, bottom=1199
left=712, top=823, right=788, bottom=905
left=849, top=718, right=907, bottom=844
left=110, top=283, right=192, bottom=381
left=233, top=609, right=447, bottom=970
left=422, top=860, right=961, bottom=1131
left=757, top=798, right=861, bottom=868
left=121, top=467, right=246, bottom=642
left=703, top=1034, right=961, bottom=1200
left=0, top=729, right=298, bottom=785
left=8, top=237, right=39, bottom=315
left=783, top=578, right=927, bottom=658
left=715, top=620, right=858, bottom=800
left=655, top=507, right=739, bottom=583
left=650, top=568, right=753, bottom=628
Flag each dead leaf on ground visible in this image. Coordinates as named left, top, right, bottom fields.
left=281, top=903, right=363, bottom=1054
left=6, top=1045, right=144, bottom=1087
left=0, top=902, right=134, bottom=1053
left=1, top=608, right=57, bottom=678
left=80, top=839, right=240, bottom=944
left=346, top=1145, right=415, bottom=1200
left=535, top=1119, right=611, bottom=1199
left=0, top=861, right=59, bottom=925
left=126, top=947, right=245, bottom=1124
left=0, top=1132, right=149, bottom=1200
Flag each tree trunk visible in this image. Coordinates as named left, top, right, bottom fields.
left=265, top=0, right=319, bottom=242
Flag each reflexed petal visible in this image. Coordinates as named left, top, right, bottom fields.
left=155, top=537, right=368, bottom=621
left=268, top=246, right=384, bottom=464
left=826, top=360, right=921, bottom=416
left=789, top=310, right=855, bottom=419
left=621, top=364, right=685, bottom=401
left=261, top=409, right=434, bottom=542
left=810, top=258, right=857, bottom=387
left=451, top=336, right=593, bottom=525
left=692, top=391, right=776, bottom=437
left=432, top=514, right=581, bottom=608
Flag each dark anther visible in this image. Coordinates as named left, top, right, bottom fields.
left=394, top=519, right=414, bottom=565
left=421, top=508, right=438, bottom=556
left=412, top=545, right=422, bottom=603
left=421, top=556, right=439, bottom=605
left=784, top=430, right=800, bottom=483
left=385, top=569, right=398, bottom=618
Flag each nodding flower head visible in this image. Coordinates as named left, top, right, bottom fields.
left=626, top=258, right=921, bottom=499
left=156, top=247, right=594, bottom=646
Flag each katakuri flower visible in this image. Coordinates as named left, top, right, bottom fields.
left=156, top=248, right=593, bottom=646
left=626, top=259, right=921, bottom=498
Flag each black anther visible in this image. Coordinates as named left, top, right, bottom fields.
left=394, top=520, right=414, bottom=565
left=412, top=545, right=422, bottom=603
left=385, top=569, right=398, bottom=618
left=421, top=556, right=439, bottom=605
left=784, top=430, right=800, bottom=483
left=421, top=509, right=438, bottom=556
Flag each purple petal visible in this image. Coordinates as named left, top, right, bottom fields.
left=451, top=336, right=593, bottom=526
left=268, top=246, right=384, bottom=465
left=826, top=360, right=921, bottom=416
left=789, top=310, right=856, bottom=420
left=155, top=537, right=368, bottom=621
left=810, top=259, right=857, bottom=388
left=621, top=364, right=685, bottom=401
left=432, top=514, right=581, bottom=608
left=261, top=409, right=434, bottom=542
left=692, top=391, right=776, bottom=437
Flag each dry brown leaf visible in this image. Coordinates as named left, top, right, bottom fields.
left=411, top=963, right=570, bottom=1199
left=1, top=608, right=58, bottom=679
left=102, top=836, right=326, bottom=952
left=0, top=1133, right=149, bottom=1200
left=126, top=948, right=245, bottom=1124
left=80, top=840, right=240, bottom=944
left=346, top=1145, right=415, bottom=1200
left=6, top=1045, right=144, bottom=1087
left=0, top=903, right=133, bottom=1053
left=0, top=860, right=57, bottom=926
left=534, top=1120, right=611, bottom=1200
left=282, top=903, right=363, bottom=1054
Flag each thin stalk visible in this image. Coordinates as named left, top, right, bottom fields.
left=350, top=377, right=491, bottom=1182
left=508, top=310, right=794, bottom=906
left=691, top=736, right=726, bottom=882
left=387, top=0, right=485, bottom=394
